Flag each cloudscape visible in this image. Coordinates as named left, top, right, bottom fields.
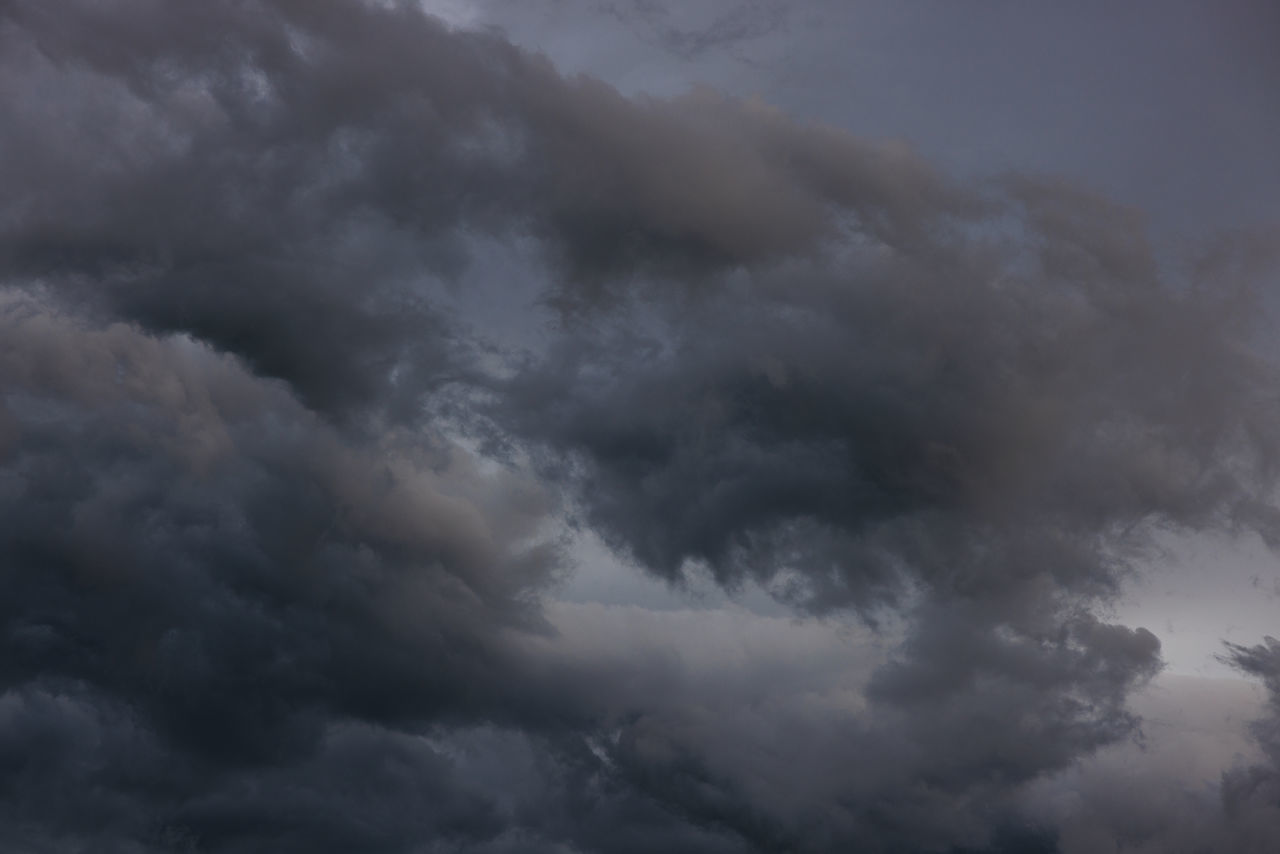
left=2, top=2, right=1279, bottom=852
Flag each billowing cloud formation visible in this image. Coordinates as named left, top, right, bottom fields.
left=1, top=0, right=970, bottom=417
left=0, top=291, right=572, bottom=850
left=498, top=184, right=1279, bottom=846
left=2, top=1, right=1279, bottom=852
left=1018, top=642, right=1280, bottom=854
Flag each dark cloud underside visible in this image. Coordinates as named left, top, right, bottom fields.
left=2, top=1, right=1279, bottom=852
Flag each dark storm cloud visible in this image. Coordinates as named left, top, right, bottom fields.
left=530, top=602, right=1074, bottom=853
left=0, top=292, right=584, bottom=852
left=1017, top=641, right=1280, bottom=853
left=495, top=123, right=1280, bottom=850
left=1216, top=639, right=1280, bottom=846
left=1, top=0, right=966, bottom=417
left=0, top=295, right=781, bottom=853
left=505, top=185, right=1280, bottom=606
left=2, top=1, right=1280, bottom=852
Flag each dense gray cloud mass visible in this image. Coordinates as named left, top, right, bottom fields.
left=0, top=292, right=572, bottom=851
left=1022, top=641, right=1280, bottom=853
left=1, top=1, right=1279, bottom=852
left=1, top=0, right=968, bottom=415
left=1218, top=640, right=1280, bottom=846
left=496, top=176, right=1279, bottom=845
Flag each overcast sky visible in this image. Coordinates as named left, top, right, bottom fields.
left=1, top=2, right=1279, bottom=853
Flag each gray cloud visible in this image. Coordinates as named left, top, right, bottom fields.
left=2, top=1, right=1279, bottom=852
left=1214, top=639, right=1280, bottom=849
left=0, top=292, right=573, bottom=851
left=490, top=72, right=1280, bottom=853
left=1, top=0, right=970, bottom=417
left=1015, top=644, right=1280, bottom=853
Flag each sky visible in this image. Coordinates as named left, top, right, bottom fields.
left=1, top=1, right=1279, bottom=852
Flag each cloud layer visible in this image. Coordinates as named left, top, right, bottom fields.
left=2, top=1, right=1279, bottom=851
